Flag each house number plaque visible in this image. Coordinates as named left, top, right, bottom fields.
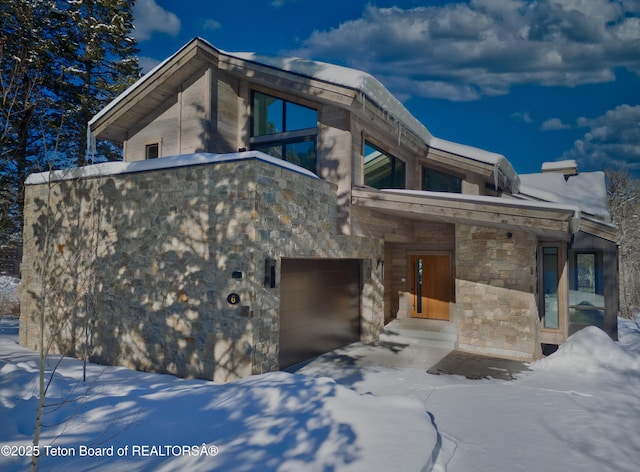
left=227, top=293, right=240, bottom=305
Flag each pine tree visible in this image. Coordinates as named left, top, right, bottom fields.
left=0, top=0, right=61, bottom=246
left=0, top=0, right=139, bottom=246
left=54, top=0, right=140, bottom=166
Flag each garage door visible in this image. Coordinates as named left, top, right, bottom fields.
left=279, top=259, right=361, bottom=369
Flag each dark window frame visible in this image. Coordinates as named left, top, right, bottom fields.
left=541, top=246, right=560, bottom=329
left=363, top=140, right=406, bottom=189
left=145, top=143, right=159, bottom=159
left=421, top=166, right=462, bottom=193
left=250, top=90, right=318, bottom=173
left=568, top=249, right=605, bottom=325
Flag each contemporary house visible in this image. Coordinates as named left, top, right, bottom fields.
left=20, top=38, right=618, bottom=382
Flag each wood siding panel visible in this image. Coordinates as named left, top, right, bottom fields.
left=125, top=94, right=180, bottom=161
left=179, top=69, right=209, bottom=153
left=124, top=68, right=210, bottom=161
left=318, top=104, right=352, bottom=232
left=214, top=72, right=240, bottom=153
left=352, top=188, right=576, bottom=240
left=92, top=47, right=207, bottom=142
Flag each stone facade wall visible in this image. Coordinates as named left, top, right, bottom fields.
left=454, top=224, right=542, bottom=360
left=20, top=158, right=383, bottom=382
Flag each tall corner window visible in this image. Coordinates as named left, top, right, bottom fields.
left=145, top=143, right=159, bottom=159
left=250, top=91, right=318, bottom=173
left=542, top=246, right=560, bottom=329
left=422, top=167, right=462, bottom=193
left=569, top=250, right=605, bottom=325
left=363, top=141, right=406, bottom=189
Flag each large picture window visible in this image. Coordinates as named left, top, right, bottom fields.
left=569, top=250, right=605, bottom=324
left=363, top=141, right=405, bottom=189
left=250, top=91, right=318, bottom=173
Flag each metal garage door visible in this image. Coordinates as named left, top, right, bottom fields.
left=279, top=259, right=361, bottom=369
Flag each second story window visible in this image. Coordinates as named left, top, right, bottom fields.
left=145, top=143, right=159, bottom=159
left=364, top=141, right=406, bottom=189
left=250, top=91, right=318, bottom=173
left=422, top=167, right=462, bottom=193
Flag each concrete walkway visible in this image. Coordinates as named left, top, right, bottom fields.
left=427, top=350, right=531, bottom=380
left=380, top=318, right=530, bottom=379
left=296, top=318, right=531, bottom=380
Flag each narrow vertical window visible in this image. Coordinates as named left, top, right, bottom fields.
left=145, top=143, right=159, bottom=159
left=542, top=246, right=559, bottom=329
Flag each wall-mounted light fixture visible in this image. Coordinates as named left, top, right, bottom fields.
left=264, top=257, right=276, bottom=288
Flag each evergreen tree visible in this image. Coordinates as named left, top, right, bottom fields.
left=0, top=0, right=139, bottom=246
left=56, top=0, right=140, bottom=166
left=0, top=0, right=61, bottom=246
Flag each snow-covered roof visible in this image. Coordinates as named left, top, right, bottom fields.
left=88, top=40, right=195, bottom=128
left=364, top=189, right=582, bottom=239
left=89, top=37, right=518, bottom=190
left=224, top=45, right=517, bottom=189
left=25, top=151, right=318, bottom=185
left=226, top=49, right=434, bottom=143
left=428, top=137, right=519, bottom=190
left=382, top=188, right=581, bottom=217
left=518, top=171, right=610, bottom=221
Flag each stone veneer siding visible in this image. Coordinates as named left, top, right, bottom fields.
left=20, top=158, right=383, bottom=382
left=454, top=224, right=542, bottom=360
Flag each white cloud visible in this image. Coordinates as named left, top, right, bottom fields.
left=199, top=18, right=222, bottom=32
left=271, top=0, right=296, bottom=7
left=291, top=0, right=640, bottom=101
left=137, top=56, right=161, bottom=74
left=512, top=111, right=534, bottom=124
left=562, top=105, right=640, bottom=171
left=540, top=118, right=571, bottom=131
left=133, top=0, right=181, bottom=41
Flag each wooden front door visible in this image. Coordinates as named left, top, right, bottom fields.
left=410, top=255, right=451, bottom=320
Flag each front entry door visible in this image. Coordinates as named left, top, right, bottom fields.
left=410, top=255, right=451, bottom=320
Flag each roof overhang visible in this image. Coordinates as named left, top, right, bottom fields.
left=352, top=187, right=580, bottom=241
left=578, top=216, right=618, bottom=243
left=89, top=38, right=520, bottom=193
left=90, top=39, right=220, bottom=143
left=90, top=38, right=362, bottom=144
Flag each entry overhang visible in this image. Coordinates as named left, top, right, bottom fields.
left=352, top=187, right=580, bottom=241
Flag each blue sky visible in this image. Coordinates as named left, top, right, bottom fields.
left=131, top=0, right=640, bottom=176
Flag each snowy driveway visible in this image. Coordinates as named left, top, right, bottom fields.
left=1, top=316, right=639, bottom=471
left=298, top=319, right=640, bottom=471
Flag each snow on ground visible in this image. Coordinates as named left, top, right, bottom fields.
left=300, top=318, right=640, bottom=472
left=1, top=316, right=639, bottom=471
left=0, top=317, right=434, bottom=472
